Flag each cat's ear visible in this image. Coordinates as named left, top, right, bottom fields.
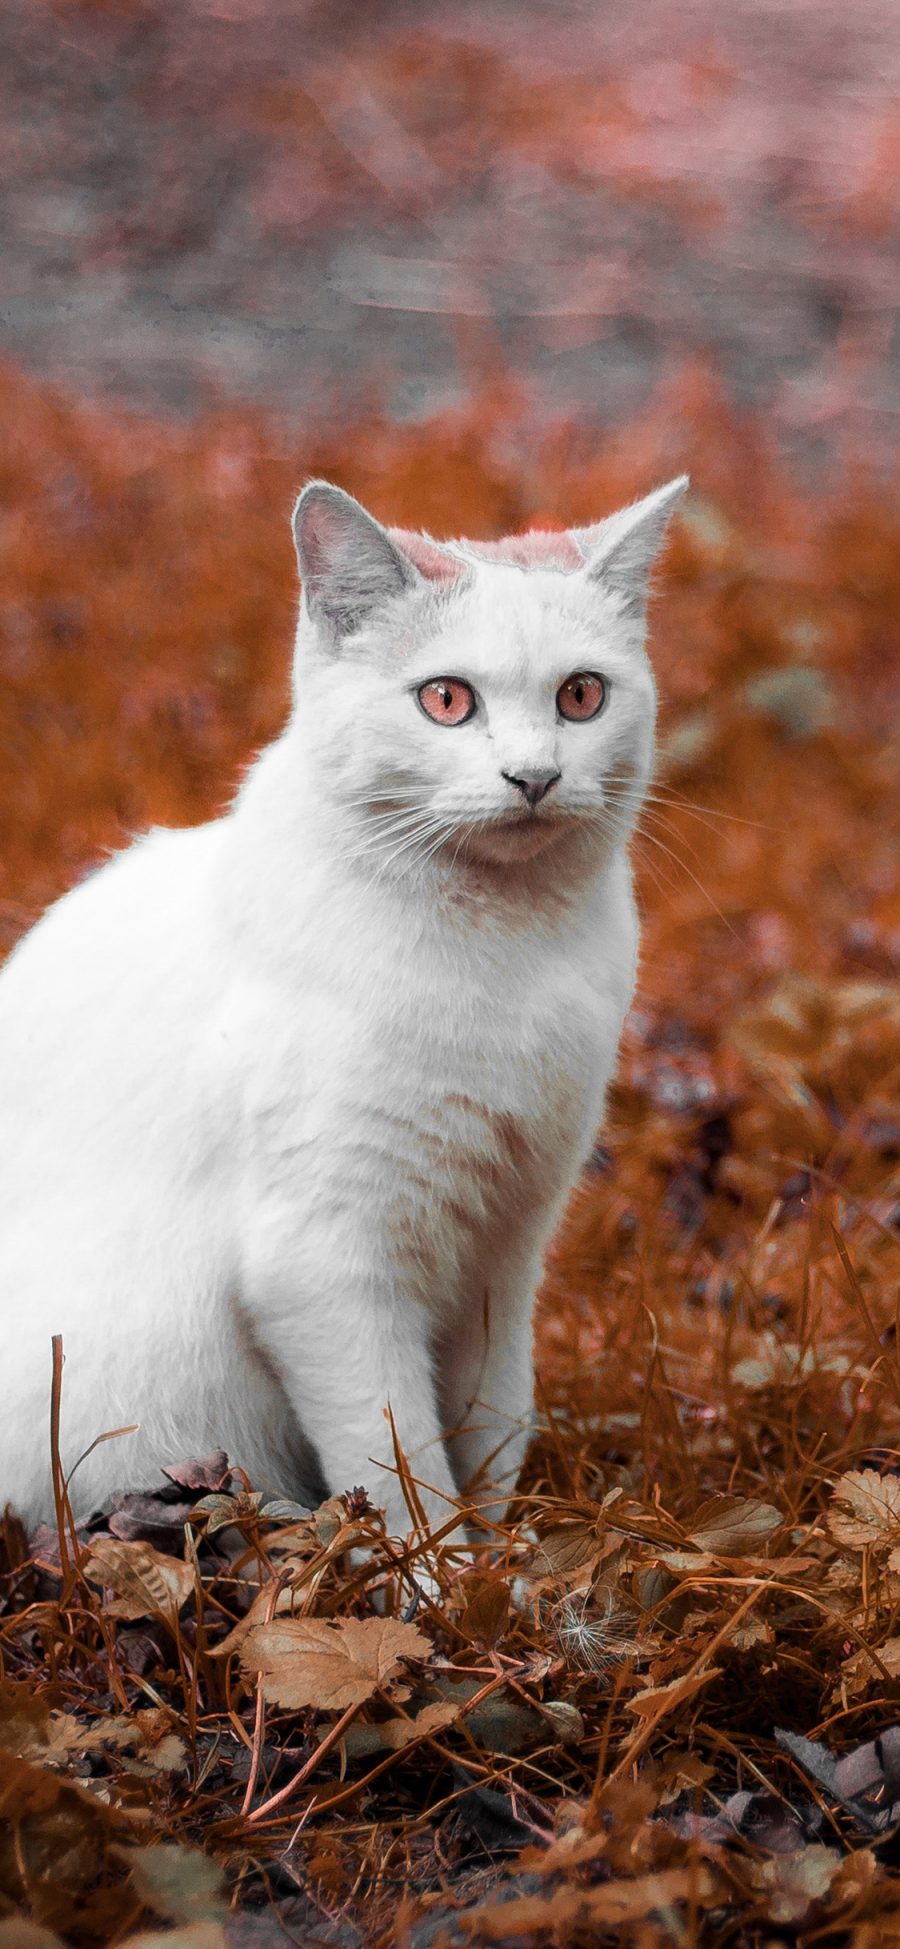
left=574, top=476, right=689, bottom=617
left=292, top=482, right=419, bottom=638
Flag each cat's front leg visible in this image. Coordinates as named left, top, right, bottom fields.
left=239, top=1217, right=462, bottom=1543
left=442, top=1257, right=540, bottom=1529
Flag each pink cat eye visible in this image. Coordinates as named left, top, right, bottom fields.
left=556, top=672, right=606, bottom=722
left=416, top=678, right=476, bottom=726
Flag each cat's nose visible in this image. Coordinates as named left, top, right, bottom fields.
left=501, top=768, right=562, bottom=809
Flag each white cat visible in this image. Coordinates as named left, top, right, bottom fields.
left=0, top=474, right=686, bottom=1539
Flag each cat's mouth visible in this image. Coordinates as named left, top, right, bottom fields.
left=508, top=803, right=554, bottom=817
left=492, top=804, right=567, bottom=832
left=459, top=804, right=574, bottom=865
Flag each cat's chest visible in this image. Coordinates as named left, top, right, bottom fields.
left=238, top=919, right=621, bottom=1227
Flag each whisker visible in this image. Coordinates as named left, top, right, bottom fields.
left=631, top=802, right=728, bottom=878
left=333, top=807, right=430, bottom=850
left=629, top=823, right=744, bottom=942
left=583, top=810, right=673, bottom=905
left=338, top=792, right=427, bottom=814
left=605, top=792, right=758, bottom=854
left=378, top=821, right=451, bottom=874
left=610, top=781, right=776, bottom=833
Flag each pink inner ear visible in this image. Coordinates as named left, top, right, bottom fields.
left=389, top=525, right=585, bottom=579
left=300, top=497, right=356, bottom=577
left=467, top=530, right=584, bottom=570
left=389, top=529, right=468, bottom=585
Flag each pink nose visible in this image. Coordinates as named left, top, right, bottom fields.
left=501, top=769, right=561, bottom=809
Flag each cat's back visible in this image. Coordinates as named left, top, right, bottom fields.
left=0, top=818, right=229, bottom=1187
left=1, top=817, right=224, bottom=1032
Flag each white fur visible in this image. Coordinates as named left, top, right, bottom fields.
left=0, top=477, right=686, bottom=1536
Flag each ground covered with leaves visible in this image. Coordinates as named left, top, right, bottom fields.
left=1, top=361, right=900, bottom=1945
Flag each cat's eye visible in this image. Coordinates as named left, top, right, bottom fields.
left=556, top=672, right=606, bottom=722
left=416, top=678, right=476, bottom=726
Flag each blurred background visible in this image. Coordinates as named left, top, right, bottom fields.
left=2, top=0, right=898, bottom=472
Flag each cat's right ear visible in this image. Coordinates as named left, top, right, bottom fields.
left=292, top=482, right=419, bottom=640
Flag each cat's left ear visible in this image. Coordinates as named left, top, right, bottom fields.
left=292, top=481, right=420, bottom=639
left=574, top=476, right=689, bottom=617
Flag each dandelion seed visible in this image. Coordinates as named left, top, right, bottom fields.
left=554, top=1592, right=615, bottom=1672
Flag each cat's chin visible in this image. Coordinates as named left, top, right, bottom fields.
left=456, top=813, right=574, bottom=867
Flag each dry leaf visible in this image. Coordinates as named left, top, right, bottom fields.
left=832, top=1636, right=900, bottom=1701
left=124, top=1844, right=228, bottom=1924
left=313, top=1496, right=351, bottom=1546
left=659, top=1549, right=716, bottom=1573
left=0, top=1682, right=54, bottom=1758
left=342, top=1699, right=458, bottom=1758
left=458, top=1575, right=511, bottom=1646
left=687, top=1495, right=782, bottom=1555
left=830, top=1848, right=880, bottom=1908
left=751, top=1846, right=841, bottom=1925
left=238, top=1615, right=431, bottom=1710
left=828, top=1470, right=900, bottom=1550
left=626, top=1667, right=723, bottom=1718
left=189, top=1491, right=263, bottom=1534
left=161, top=1451, right=231, bottom=1492
left=729, top=1613, right=773, bottom=1650
left=465, top=1865, right=713, bottom=1939
left=0, top=1689, right=185, bottom=1777
left=258, top=1497, right=314, bottom=1523
left=209, top=1578, right=309, bottom=1658
left=364, top=1698, right=457, bottom=1749
left=531, top=1522, right=603, bottom=1580
left=82, top=1539, right=194, bottom=1620
left=0, top=1753, right=119, bottom=1922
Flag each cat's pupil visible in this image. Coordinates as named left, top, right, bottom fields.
left=574, top=682, right=584, bottom=704
left=441, top=687, right=451, bottom=708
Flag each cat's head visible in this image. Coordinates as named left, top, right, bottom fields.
left=290, top=476, right=687, bottom=874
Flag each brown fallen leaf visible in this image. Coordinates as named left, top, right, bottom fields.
left=458, top=1573, right=511, bottom=1647
left=313, top=1495, right=354, bottom=1546
left=342, top=1699, right=459, bottom=1758
left=0, top=1754, right=121, bottom=1926
left=82, top=1539, right=194, bottom=1621
left=658, top=1549, right=717, bottom=1573
left=123, top=1843, right=228, bottom=1924
left=0, top=1680, right=54, bottom=1758
left=626, top=1666, right=723, bottom=1718
left=162, top=1452, right=231, bottom=1493
left=828, top=1470, right=900, bottom=1550
left=188, top=1491, right=264, bottom=1535
left=0, top=1687, right=186, bottom=1777
left=750, top=1845, right=842, bottom=1926
left=530, top=1522, right=603, bottom=1580
left=430, top=1676, right=584, bottom=1755
left=371, top=1700, right=460, bottom=1748
left=461, top=1865, right=713, bottom=1939
left=729, top=1613, right=773, bottom=1650
left=237, top=1614, right=431, bottom=1711
left=210, top=1578, right=311, bottom=1659
left=687, top=1494, right=783, bottom=1555
left=831, top=1636, right=900, bottom=1701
